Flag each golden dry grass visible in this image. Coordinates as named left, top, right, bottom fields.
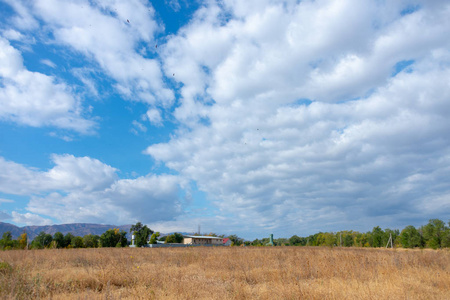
left=0, top=246, right=449, bottom=299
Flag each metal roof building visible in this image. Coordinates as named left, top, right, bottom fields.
left=183, top=235, right=223, bottom=245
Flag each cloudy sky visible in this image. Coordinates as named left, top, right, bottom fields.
left=0, top=0, right=449, bottom=239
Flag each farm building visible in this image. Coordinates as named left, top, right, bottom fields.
left=223, top=238, right=232, bottom=246
left=183, top=235, right=223, bottom=245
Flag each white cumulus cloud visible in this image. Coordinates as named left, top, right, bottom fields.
left=28, top=0, right=174, bottom=106
left=11, top=212, right=52, bottom=226
left=0, top=155, right=184, bottom=225
left=145, top=0, right=450, bottom=236
left=0, top=37, right=96, bottom=133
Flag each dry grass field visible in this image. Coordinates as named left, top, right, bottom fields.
left=0, top=246, right=449, bottom=299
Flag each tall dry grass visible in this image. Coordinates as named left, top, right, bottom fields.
left=0, top=246, right=449, bottom=299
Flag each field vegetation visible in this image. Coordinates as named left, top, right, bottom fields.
left=0, top=246, right=449, bottom=299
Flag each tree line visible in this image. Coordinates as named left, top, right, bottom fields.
left=0, top=222, right=183, bottom=250
left=0, top=228, right=128, bottom=250
left=1, top=219, right=449, bottom=250
left=247, top=219, right=450, bottom=249
left=192, top=219, right=450, bottom=249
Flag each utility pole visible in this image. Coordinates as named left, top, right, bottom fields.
left=385, top=233, right=393, bottom=248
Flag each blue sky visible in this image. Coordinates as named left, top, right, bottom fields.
left=1, top=0, right=450, bottom=239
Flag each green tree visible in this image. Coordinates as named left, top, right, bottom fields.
left=343, top=234, right=353, bottom=247
left=356, top=232, right=366, bottom=247
left=274, top=238, right=289, bottom=246
left=442, top=222, right=450, bottom=248
left=64, top=233, right=75, bottom=248
left=130, top=222, right=153, bottom=247
left=317, top=232, right=336, bottom=247
left=251, top=239, right=262, bottom=246
left=399, top=225, right=422, bottom=248
left=53, top=232, right=65, bottom=248
left=422, top=219, right=447, bottom=249
left=32, top=231, right=53, bottom=249
left=260, top=238, right=270, bottom=245
left=165, top=232, right=184, bottom=243
left=370, top=226, right=384, bottom=247
left=227, top=234, right=244, bottom=246
left=71, top=236, right=84, bottom=248
left=289, top=235, right=302, bottom=246
left=0, top=231, right=14, bottom=250
left=37, top=231, right=53, bottom=247
left=306, top=233, right=320, bottom=246
left=100, top=228, right=127, bottom=247
left=340, top=231, right=355, bottom=247
left=83, top=234, right=100, bottom=248
left=149, top=232, right=160, bottom=244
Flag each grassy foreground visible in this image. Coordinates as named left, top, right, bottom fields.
left=0, top=247, right=449, bottom=299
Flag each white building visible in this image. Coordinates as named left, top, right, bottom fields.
left=183, top=235, right=223, bottom=245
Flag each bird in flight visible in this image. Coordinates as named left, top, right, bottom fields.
left=127, top=19, right=130, bottom=23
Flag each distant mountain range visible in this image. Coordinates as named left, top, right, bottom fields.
left=0, top=222, right=132, bottom=240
